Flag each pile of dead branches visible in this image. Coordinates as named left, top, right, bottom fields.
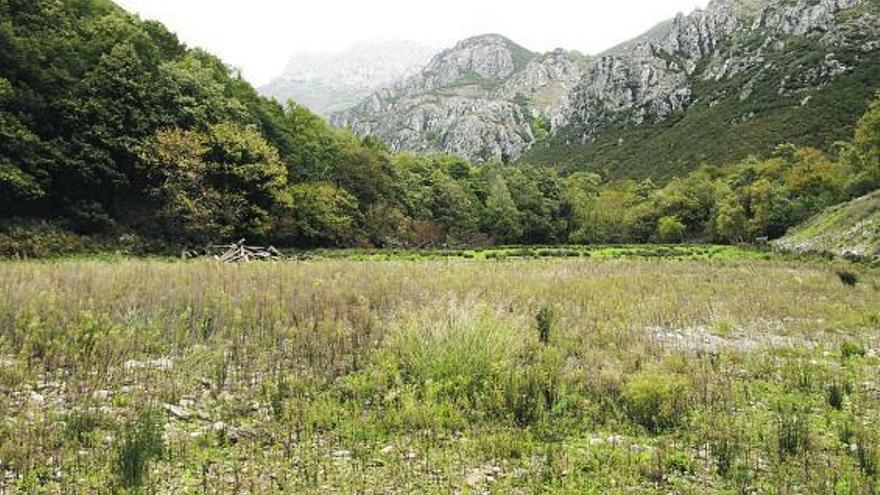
left=182, top=239, right=282, bottom=262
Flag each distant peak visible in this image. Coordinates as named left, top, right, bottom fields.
left=459, top=33, right=512, bottom=44
left=455, top=34, right=533, bottom=53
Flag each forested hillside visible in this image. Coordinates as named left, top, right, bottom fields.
left=0, top=0, right=878, bottom=255
left=0, top=0, right=405, bottom=249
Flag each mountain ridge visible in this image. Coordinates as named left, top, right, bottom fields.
left=333, top=0, right=879, bottom=177
left=330, top=34, right=587, bottom=163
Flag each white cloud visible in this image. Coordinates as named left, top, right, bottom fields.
left=114, top=0, right=711, bottom=86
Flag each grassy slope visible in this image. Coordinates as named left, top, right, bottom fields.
left=774, top=189, right=880, bottom=260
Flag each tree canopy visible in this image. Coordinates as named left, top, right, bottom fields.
left=1, top=1, right=878, bottom=252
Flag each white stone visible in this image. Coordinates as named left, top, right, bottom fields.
left=163, top=403, right=191, bottom=420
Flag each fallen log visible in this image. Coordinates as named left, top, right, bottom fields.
left=184, top=239, right=284, bottom=262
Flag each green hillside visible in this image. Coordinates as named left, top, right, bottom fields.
left=774, top=189, right=880, bottom=261
left=1, top=0, right=878, bottom=255
left=0, top=0, right=409, bottom=248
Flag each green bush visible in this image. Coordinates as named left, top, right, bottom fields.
left=115, top=408, right=165, bottom=489
left=656, top=216, right=687, bottom=243
left=837, top=269, right=859, bottom=286
left=536, top=306, right=555, bottom=345
left=622, top=370, right=692, bottom=433
left=64, top=411, right=100, bottom=445
left=0, top=221, right=94, bottom=257
left=502, top=367, right=546, bottom=427
left=712, top=432, right=740, bottom=477
left=854, top=427, right=878, bottom=476
left=777, top=402, right=811, bottom=458
left=386, top=318, right=519, bottom=406
left=497, top=348, right=563, bottom=427
left=826, top=382, right=846, bottom=410
left=840, top=341, right=866, bottom=359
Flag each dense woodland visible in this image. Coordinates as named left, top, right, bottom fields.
left=1, top=0, right=878, bottom=254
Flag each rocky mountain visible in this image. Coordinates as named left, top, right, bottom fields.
left=335, top=0, right=880, bottom=176
left=259, top=40, right=437, bottom=116
left=331, top=35, right=590, bottom=162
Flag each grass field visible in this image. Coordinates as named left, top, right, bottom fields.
left=0, top=252, right=879, bottom=493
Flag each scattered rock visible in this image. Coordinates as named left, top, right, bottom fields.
left=124, top=358, right=174, bottom=371
left=607, top=434, right=624, bottom=444
left=226, top=427, right=242, bottom=444
left=35, top=380, right=60, bottom=391
left=163, top=403, right=191, bottom=420
left=330, top=449, right=352, bottom=459
left=92, top=390, right=111, bottom=401
left=124, top=360, right=144, bottom=370
left=465, top=468, right=485, bottom=487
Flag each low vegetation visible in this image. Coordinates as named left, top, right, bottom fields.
left=0, top=255, right=877, bottom=492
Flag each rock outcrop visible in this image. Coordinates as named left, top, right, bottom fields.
left=560, top=0, right=876, bottom=142
left=331, top=35, right=587, bottom=163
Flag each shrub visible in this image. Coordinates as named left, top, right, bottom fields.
left=115, top=408, right=165, bottom=489
left=840, top=341, right=866, bottom=359
left=712, top=433, right=740, bottom=477
left=665, top=452, right=695, bottom=474
left=826, top=382, right=846, bottom=410
left=503, top=367, right=546, bottom=427
left=387, top=317, right=519, bottom=406
left=0, top=220, right=95, bottom=258
left=64, top=411, right=100, bottom=445
left=838, top=416, right=856, bottom=445
left=507, top=249, right=536, bottom=258
left=269, top=374, right=290, bottom=421
left=792, top=364, right=814, bottom=391
left=656, top=216, right=687, bottom=243
left=623, top=370, right=692, bottom=433
left=854, top=427, right=878, bottom=475
left=837, top=270, right=859, bottom=286
left=777, top=402, right=811, bottom=458
left=536, top=306, right=555, bottom=345
left=498, top=347, right=564, bottom=427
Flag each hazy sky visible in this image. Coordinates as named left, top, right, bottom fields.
left=114, top=0, right=711, bottom=86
